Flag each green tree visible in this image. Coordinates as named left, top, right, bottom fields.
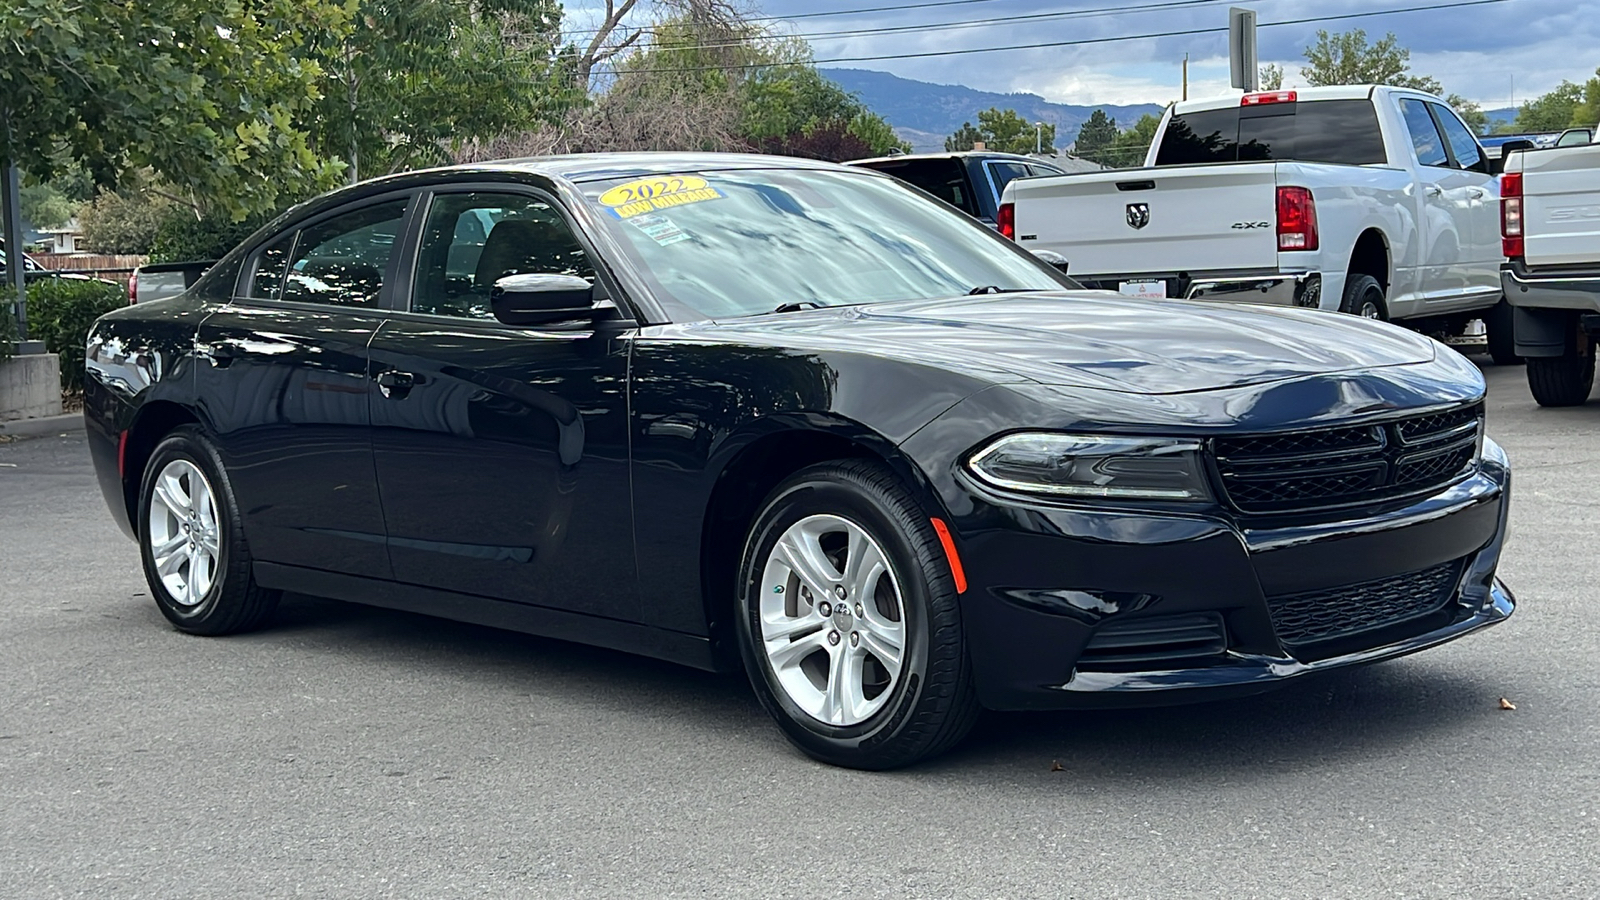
left=946, top=122, right=983, bottom=152
left=306, top=0, right=574, bottom=182
left=1259, top=64, right=1286, bottom=91
left=77, top=189, right=176, bottom=255
left=1448, top=95, right=1488, bottom=134
left=1074, top=109, right=1119, bottom=158
left=1576, top=69, right=1600, bottom=128
left=20, top=184, right=79, bottom=231
left=1514, top=81, right=1586, bottom=132
left=977, top=108, right=1054, bottom=154
left=1301, top=29, right=1441, bottom=92
left=1101, top=113, right=1163, bottom=167
left=847, top=113, right=910, bottom=157
left=1, top=0, right=352, bottom=221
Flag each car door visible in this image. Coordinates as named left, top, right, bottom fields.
left=194, top=194, right=415, bottom=578
left=1428, top=101, right=1502, bottom=302
left=1396, top=97, right=1474, bottom=307
left=367, top=186, right=639, bottom=620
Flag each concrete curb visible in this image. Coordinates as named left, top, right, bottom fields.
left=0, top=412, right=86, bottom=438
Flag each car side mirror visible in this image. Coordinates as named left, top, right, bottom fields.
left=490, top=274, right=599, bottom=327
left=1031, top=249, right=1070, bottom=272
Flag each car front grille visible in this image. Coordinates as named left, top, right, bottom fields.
left=1212, top=404, right=1482, bottom=515
left=1266, top=559, right=1464, bottom=650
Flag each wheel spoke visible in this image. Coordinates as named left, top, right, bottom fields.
left=153, top=475, right=191, bottom=520
left=190, top=546, right=212, bottom=598
left=843, top=525, right=888, bottom=607
left=760, top=606, right=826, bottom=643
left=151, top=532, right=186, bottom=559
left=858, top=626, right=904, bottom=672
left=192, top=476, right=215, bottom=529
left=773, top=528, right=841, bottom=599
left=197, top=530, right=220, bottom=557
left=822, top=644, right=867, bottom=724
left=765, top=628, right=830, bottom=672
left=156, top=546, right=188, bottom=578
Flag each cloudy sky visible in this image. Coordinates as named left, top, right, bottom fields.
left=570, top=0, right=1599, bottom=110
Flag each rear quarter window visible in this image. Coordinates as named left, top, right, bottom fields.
left=1156, top=100, right=1388, bottom=167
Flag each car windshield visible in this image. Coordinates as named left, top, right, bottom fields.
left=577, top=168, right=1073, bottom=320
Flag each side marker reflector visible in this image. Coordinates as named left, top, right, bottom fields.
left=117, top=431, right=129, bottom=478
left=929, top=517, right=968, bottom=594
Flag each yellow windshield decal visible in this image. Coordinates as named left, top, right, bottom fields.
left=599, top=176, right=723, bottom=219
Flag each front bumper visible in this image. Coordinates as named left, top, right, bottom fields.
left=942, top=438, right=1513, bottom=711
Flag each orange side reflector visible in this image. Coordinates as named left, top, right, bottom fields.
left=117, top=431, right=129, bottom=479
left=929, top=517, right=968, bottom=594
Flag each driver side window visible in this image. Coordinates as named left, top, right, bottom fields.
left=411, top=192, right=595, bottom=320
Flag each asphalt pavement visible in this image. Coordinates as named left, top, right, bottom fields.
left=2, top=361, right=1597, bottom=899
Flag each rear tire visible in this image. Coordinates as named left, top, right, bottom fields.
left=1339, top=274, right=1388, bottom=320
left=1486, top=300, right=1521, bottom=366
left=735, top=460, right=979, bottom=770
left=1527, top=345, right=1595, bottom=407
left=138, top=425, right=280, bottom=635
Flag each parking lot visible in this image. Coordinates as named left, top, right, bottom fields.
left=0, top=360, right=1596, bottom=899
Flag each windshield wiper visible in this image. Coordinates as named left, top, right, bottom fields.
left=770, top=301, right=826, bottom=314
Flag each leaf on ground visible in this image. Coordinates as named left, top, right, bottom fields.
left=1050, top=760, right=1064, bottom=772
left=1499, top=697, right=1517, bottom=710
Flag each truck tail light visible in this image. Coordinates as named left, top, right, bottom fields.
left=997, top=202, right=1015, bottom=241
left=1243, top=90, right=1297, bottom=106
left=1501, top=172, right=1524, bottom=258
left=1276, top=186, right=1318, bottom=251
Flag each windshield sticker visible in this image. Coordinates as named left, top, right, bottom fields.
left=599, top=176, right=723, bottom=219
left=628, top=213, right=692, bottom=246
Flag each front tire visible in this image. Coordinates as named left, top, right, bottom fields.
left=1339, top=274, right=1389, bottom=320
left=138, top=426, right=280, bottom=634
left=736, top=461, right=979, bottom=770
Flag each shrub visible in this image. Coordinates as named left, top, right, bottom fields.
left=78, top=189, right=175, bottom=255
left=0, top=278, right=126, bottom=391
left=150, top=208, right=272, bottom=264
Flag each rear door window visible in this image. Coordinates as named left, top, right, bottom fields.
left=1430, top=103, right=1487, bottom=173
left=985, top=161, right=1032, bottom=196
left=1155, top=100, right=1388, bottom=166
left=1399, top=99, right=1450, bottom=168
left=281, top=201, right=409, bottom=308
left=857, top=158, right=976, bottom=214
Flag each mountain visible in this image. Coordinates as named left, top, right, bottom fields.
left=823, top=68, right=1164, bottom=153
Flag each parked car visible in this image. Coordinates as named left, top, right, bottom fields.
left=85, top=153, right=1514, bottom=769
left=845, top=151, right=1066, bottom=228
left=0, top=238, right=44, bottom=276
left=1552, top=126, right=1595, bottom=148
left=1500, top=139, right=1600, bottom=405
left=1001, top=86, right=1518, bottom=362
left=129, top=260, right=215, bottom=304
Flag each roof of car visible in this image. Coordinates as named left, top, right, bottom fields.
left=438, top=152, right=851, bottom=183
left=845, top=151, right=1049, bottom=167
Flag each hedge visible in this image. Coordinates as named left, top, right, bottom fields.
left=0, top=277, right=126, bottom=391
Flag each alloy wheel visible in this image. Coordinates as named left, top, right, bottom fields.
left=758, top=514, right=907, bottom=726
left=146, top=459, right=221, bottom=607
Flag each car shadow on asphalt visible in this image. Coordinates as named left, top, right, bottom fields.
left=261, top=592, right=1506, bottom=781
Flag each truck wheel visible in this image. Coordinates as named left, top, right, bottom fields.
left=1527, top=345, right=1595, bottom=407
left=1339, top=275, right=1388, bottom=320
left=1485, top=300, right=1521, bottom=366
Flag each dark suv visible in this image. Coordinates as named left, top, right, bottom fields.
left=846, top=152, right=1066, bottom=227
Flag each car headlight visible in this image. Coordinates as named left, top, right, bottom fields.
left=966, top=433, right=1213, bottom=501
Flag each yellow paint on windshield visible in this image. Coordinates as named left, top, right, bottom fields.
left=599, top=175, right=723, bottom=219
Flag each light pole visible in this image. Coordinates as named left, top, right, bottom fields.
left=1035, top=123, right=1044, bottom=155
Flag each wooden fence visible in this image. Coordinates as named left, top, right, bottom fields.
left=31, top=253, right=146, bottom=288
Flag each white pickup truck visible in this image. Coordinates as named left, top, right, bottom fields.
left=1499, top=132, right=1600, bottom=405
left=1001, top=85, right=1514, bottom=361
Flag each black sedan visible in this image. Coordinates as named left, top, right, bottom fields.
left=84, top=153, right=1514, bottom=769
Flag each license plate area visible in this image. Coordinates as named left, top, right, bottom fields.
left=1119, top=280, right=1168, bottom=299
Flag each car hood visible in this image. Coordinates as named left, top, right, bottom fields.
left=699, top=292, right=1438, bottom=395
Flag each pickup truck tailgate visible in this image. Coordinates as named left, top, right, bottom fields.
left=1520, top=144, right=1600, bottom=266
left=1011, top=163, right=1281, bottom=276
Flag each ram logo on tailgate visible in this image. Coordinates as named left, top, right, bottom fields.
left=1126, top=203, right=1150, bottom=230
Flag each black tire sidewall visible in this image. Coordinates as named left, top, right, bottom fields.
left=137, top=427, right=237, bottom=626
left=736, top=469, right=942, bottom=759
left=1342, top=274, right=1388, bottom=320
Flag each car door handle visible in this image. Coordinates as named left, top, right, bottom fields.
left=1424, top=184, right=1444, bottom=197
left=374, top=370, right=421, bottom=399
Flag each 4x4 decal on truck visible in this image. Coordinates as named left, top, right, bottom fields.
left=1232, top=221, right=1271, bottom=229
